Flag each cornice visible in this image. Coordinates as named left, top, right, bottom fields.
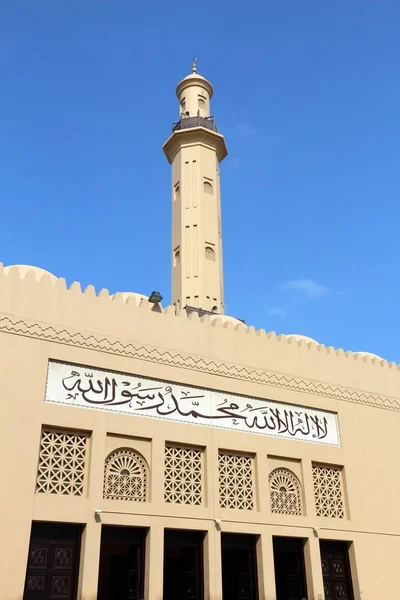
left=163, top=127, right=228, bottom=163
left=1, top=314, right=399, bottom=413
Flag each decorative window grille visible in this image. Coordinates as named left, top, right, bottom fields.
left=218, top=452, right=254, bottom=510
left=203, top=181, right=213, bottom=194
left=103, top=448, right=148, bottom=502
left=312, top=465, right=344, bottom=518
left=36, top=430, right=88, bottom=496
left=205, top=246, right=215, bottom=261
left=164, top=445, right=203, bottom=505
left=269, top=468, right=302, bottom=516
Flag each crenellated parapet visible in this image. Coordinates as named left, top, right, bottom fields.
left=0, top=263, right=399, bottom=412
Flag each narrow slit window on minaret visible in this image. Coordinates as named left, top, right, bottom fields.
left=180, top=98, right=186, bottom=112
left=174, top=183, right=180, bottom=202
left=198, top=96, right=206, bottom=109
left=174, top=247, right=180, bottom=266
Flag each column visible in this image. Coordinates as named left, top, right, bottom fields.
left=206, top=525, right=222, bottom=600
left=257, top=528, right=277, bottom=600
left=78, top=518, right=102, bottom=600
left=78, top=418, right=106, bottom=598
left=146, top=520, right=164, bottom=600
left=304, top=534, right=325, bottom=600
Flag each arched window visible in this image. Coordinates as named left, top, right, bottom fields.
left=205, top=246, right=215, bottom=261
left=174, top=183, right=180, bottom=202
left=198, top=97, right=206, bottom=109
left=268, top=468, right=302, bottom=515
left=174, top=248, right=180, bottom=266
left=203, top=181, right=213, bottom=194
left=103, top=448, right=148, bottom=502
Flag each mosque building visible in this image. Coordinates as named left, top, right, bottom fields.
left=1, top=62, right=399, bottom=600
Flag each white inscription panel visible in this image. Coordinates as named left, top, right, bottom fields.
left=45, top=361, right=340, bottom=446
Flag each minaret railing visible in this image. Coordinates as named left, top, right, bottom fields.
left=172, top=115, right=218, bottom=133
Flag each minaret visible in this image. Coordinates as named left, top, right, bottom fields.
left=163, top=60, right=228, bottom=315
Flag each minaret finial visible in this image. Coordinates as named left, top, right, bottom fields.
left=192, top=57, right=198, bottom=74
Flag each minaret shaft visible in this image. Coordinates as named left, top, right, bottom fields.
left=163, top=66, right=228, bottom=314
left=171, top=144, right=224, bottom=313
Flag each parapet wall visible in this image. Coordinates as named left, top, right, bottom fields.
left=1, top=263, right=399, bottom=411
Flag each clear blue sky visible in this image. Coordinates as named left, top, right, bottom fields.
left=1, top=1, right=399, bottom=362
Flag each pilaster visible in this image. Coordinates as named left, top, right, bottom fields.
left=304, top=535, right=325, bottom=600
left=146, top=520, right=164, bottom=600
left=258, top=529, right=277, bottom=600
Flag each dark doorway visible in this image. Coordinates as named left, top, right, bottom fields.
left=221, top=533, right=259, bottom=600
left=273, top=536, right=307, bottom=600
left=97, top=526, right=147, bottom=600
left=163, top=529, right=204, bottom=600
left=23, top=522, right=82, bottom=600
left=320, top=541, right=354, bottom=600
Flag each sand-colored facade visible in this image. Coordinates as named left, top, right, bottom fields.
left=1, top=66, right=400, bottom=600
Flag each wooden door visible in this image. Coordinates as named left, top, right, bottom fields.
left=221, top=533, right=259, bottom=600
left=320, top=541, right=354, bottom=600
left=273, top=536, right=307, bottom=600
left=97, top=526, right=147, bottom=600
left=163, top=529, right=204, bottom=600
left=23, top=523, right=82, bottom=600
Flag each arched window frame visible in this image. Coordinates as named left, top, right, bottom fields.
left=203, top=180, right=213, bottom=194
left=103, top=448, right=148, bottom=502
left=174, top=247, right=180, bottom=266
left=205, top=246, right=216, bottom=261
left=268, top=468, right=302, bottom=516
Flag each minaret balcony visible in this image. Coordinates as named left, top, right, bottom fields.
left=163, top=118, right=228, bottom=163
left=172, top=115, right=218, bottom=133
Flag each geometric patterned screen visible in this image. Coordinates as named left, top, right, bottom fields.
left=269, top=468, right=302, bottom=515
left=205, top=246, right=216, bottom=261
left=218, top=452, right=254, bottom=510
left=36, top=430, right=88, bottom=496
left=164, top=445, right=203, bottom=505
left=203, top=181, right=213, bottom=194
left=312, top=465, right=345, bottom=518
left=103, top=448, right=148, bottom=502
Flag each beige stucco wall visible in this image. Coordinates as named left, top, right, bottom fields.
left=1, top=264, right=400, bottom=599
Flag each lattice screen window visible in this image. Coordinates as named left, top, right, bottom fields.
left=205, top=246, right=215, bottom=261
left=269, top=468, right=302, bottom=516
left=36, top=429, right=88, bottom=496
left=164, top=445, right=203, bottom=505
left=204, top=181, right=213, bottom=194
left=103, top=448, right=148, bottom=502
left=218, top=452, right=254, bottom=510
left=312, top=465, right=345, bottom=518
